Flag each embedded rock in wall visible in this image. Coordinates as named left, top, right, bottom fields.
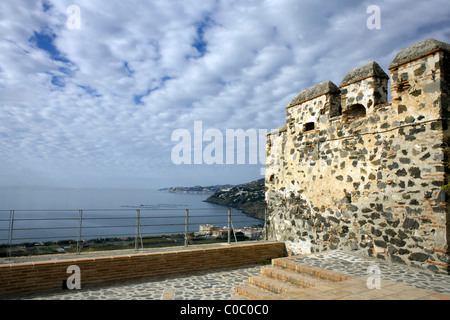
left=265, top=38, right=450, bottom=274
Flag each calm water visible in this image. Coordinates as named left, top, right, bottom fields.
left=0, top=187, right=263, bottom=244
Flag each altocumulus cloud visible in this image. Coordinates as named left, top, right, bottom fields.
left=0, top=0, right=449, bottom=188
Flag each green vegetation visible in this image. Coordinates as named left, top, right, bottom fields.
left=0, top=232, right=252, bottom=258
left=204, top=179, right=266, bottom=219
left=443, top=162, right=450, bottom=191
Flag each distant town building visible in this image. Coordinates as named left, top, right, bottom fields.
left=212, top=229, right=229, bottom=238
left=198, top=224, right=263, bottom=240
left=198, top=224, right=220, bottom=235
left=234, top=227, right=263, bottom=240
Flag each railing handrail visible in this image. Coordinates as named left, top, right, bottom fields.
left=0, top=207, right=267, bottom=258
left=0, top=207, right=241, bottom=212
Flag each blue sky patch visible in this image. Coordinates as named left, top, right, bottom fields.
left=133, top=76, right=175, bottom=104
left=42, top=1, right=52, bottom=12
left=29, top=31, right=69, bottom=63
left=50, top=75, right=65, bottom=87
left=192, top=17, right=215, bottom=57
left=134, top=89, right=154, bottom=105
left=78, top=85, right=102, bottom=97
left=123, top=61, right=134, bottom=75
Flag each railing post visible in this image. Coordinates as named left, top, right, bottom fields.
left=227, top=208, right=231, bottom=245
left=265, top=208, right=268, bottom=241
left=77, top=210, right=83, bottom=254
left=8, top=210, right=14, bottom=258
left=184, top=209, right=189, bottom=247
left=135, top=209, right=143, bottom=250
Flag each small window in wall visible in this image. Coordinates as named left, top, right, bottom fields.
left=396, top=81, right=410, bottom=93
left=343, top=104, right=366, bottom=121
left=303, top=122, right=315, bottom=133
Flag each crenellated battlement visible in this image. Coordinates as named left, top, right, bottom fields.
left=265, top=38, right=450, bottom=274
left=339, top=61, right=389, bottom=120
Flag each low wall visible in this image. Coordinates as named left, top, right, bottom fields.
left=0, top=242, right=285, bottom=298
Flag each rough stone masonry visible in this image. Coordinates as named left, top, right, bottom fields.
left=265, top=38, right=450, bottom=274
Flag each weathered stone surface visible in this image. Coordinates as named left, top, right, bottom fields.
left=374, top=240, right=387, bottom=248
left=390, top=38, right=450, bottom=68
left=402, top=217, right=420, bottom=230
left=288, top=81, right=340, bottom=106
left=266, top=38, right=450, bottom=274
left=340, top=61, right=389, bottom=87
left=408, top=252, right=429, bottom=262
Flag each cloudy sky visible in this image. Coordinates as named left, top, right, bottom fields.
left=0, top=0, right=449, bottom=189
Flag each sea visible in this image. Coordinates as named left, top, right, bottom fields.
left=0, top=187, right=263, bottom=244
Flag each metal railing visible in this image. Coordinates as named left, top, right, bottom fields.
left=0, top=208, right=267, bottom=258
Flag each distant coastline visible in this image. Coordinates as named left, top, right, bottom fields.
left=158, top=184, right=235, bottom=194
left=160, top=179, right=266, bottom=220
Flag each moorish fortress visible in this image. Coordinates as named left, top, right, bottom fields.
left=265, top=38, right=450, bottom=274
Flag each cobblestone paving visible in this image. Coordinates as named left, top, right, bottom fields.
left=28, top=265, right=262, bottom=300
left=287, top=250, right=450, bottom=295
left=27, top=250, right=450, bottom=300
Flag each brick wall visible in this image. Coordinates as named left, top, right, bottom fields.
left=0, top=242, right=285, bottom=298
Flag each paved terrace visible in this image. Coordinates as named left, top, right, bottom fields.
left=1, top=243, right=450, bottom=300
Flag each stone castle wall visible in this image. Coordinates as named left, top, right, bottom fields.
left=265, top=39, right=450, bottom=274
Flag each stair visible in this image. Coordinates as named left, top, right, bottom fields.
left=235, top=257, right=351, bottom=300
left=235, top=284, right=284, bottom=300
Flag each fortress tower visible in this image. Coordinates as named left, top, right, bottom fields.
left=265, top=39, right=450, bottom=274
left=339, top=61, right=389, bottom=121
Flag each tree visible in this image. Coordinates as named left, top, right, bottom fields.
left=444, top=162, right=450, bottom=191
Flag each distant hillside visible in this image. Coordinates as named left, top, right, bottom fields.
left=203, top=179, right=266, bottom=220
left=158, top=184, right=234, bottom=194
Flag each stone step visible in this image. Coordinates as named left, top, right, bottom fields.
left=229, top=291, right=246, bottom=300
left=234, top=284, right=286, bottom=300
left=248, top=275, right=303, bottom=295
left=272, top=258, right=351, bottom=282
left=234, top=257, right=353, bottom=300
left=260, top=266, right=325, bottom=288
